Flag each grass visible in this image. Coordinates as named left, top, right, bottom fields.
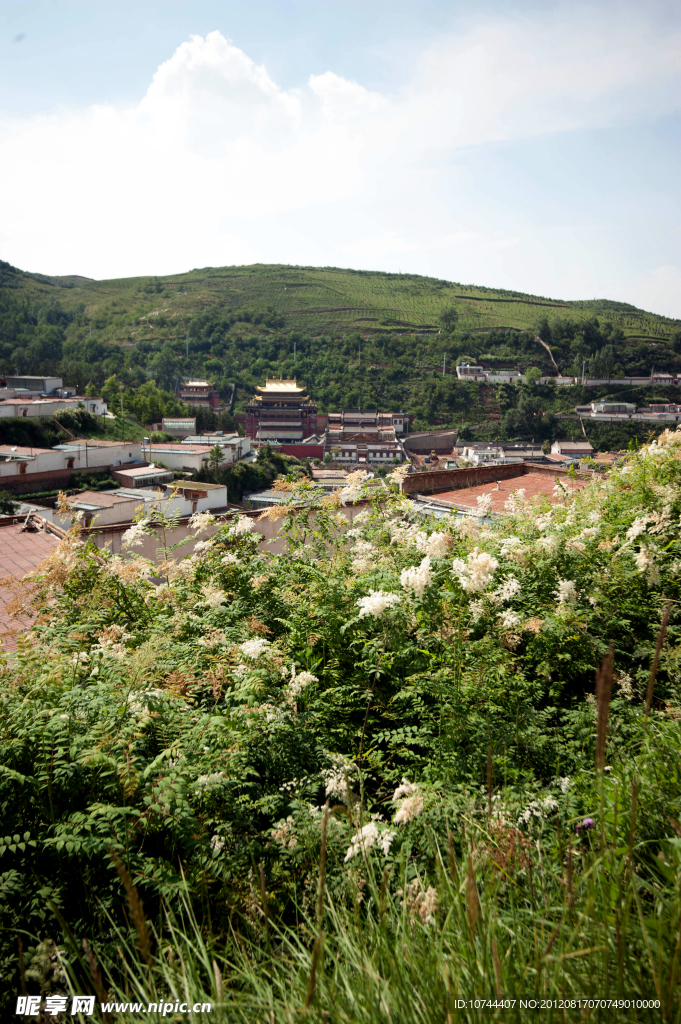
left=56, top=761, right=679, bottom=1024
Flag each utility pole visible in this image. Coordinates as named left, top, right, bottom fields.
left=582, top=359, right=586, bottom=386
left=294, top=340, right=296, bottom=366
left=186, top=330, right=189, bottom=360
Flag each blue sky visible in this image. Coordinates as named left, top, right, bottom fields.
left=1, top=0, right=680, bottom=316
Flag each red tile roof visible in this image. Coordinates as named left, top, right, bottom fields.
left=0, top=523, right=61, bottom=650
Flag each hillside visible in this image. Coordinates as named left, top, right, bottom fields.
left=1, top=260, right=680, bottom=439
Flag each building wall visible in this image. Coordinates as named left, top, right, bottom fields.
left=401, top=462, right=579, bottom=496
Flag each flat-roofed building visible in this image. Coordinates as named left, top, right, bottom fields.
left=2, top=375, right=63, bottom=393
left=325, top=410, right=405, bottom=446
left=143, top=443, right=214, bottom=473
left=162, top=417, right=196, bottom=437
left=111, top=464, right=174, bottom=488
left=244, top=379, right=317, bottom=441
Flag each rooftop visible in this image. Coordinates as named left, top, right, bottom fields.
left=426, top=472, right=590, bottom=513
left=255, top=378, right=307, bottom=395
left=0, top=521, right=61, bottom=649
left=0, top=445, right=54, bottom=457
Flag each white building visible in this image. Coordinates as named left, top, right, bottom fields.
left=53, top=441, right=143, bottom=469
left=459, top=446, right=525, bottom=466
left=455, top=364, right=553, bottom=385
left=2, top=375, right=63, bottom=393
left=58, top=480, right=229, bottom=529
left=551, top=441, right=594, bottom=458
left=181, top=433, right=251, bottom=464
left=0, top=396, right=107, bottom=418
left=142, top=443, right=214, bottom=473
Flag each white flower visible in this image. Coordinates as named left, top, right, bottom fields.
left=489, top=575, right=521, bottom=605
left=196, top=772, right=225, bottom=788
left=497, top=609, right=521, bottom=629
left=121, top=520, right=150, bottom=549
left=387, top=465, right=409, bottom=486
left=340, top=470, right=370, bottom=505
left=193, top=539, right=213, bottom=555
left=344, top=822, right=380, bottom=862
left=394, top=792, right=424, bottom=824
left=400, top=556, right=433, bottom=600
left=393, top=778, right=418, bottom=801
left=188, top=510, right=216, bottom=534
left=415, top=531, right=451, bottom=558
left=504, top=488, right=526, bottom=513
left=626, top=515, right=649, bottom=542
left=634, top=546, right=660, bottom=585
left=287, top=666, right=318, bottom=696
left=380, top=829, right=396, bottom=856
left=542, top=795, right=559, bottom=812
left=227, top=515, right=255, bottom=538
left=475, top=493, right=493, bottom=518
left=576, top=527, right=600, bottom=541
left=469, top=599, right=486, bottom=620
left=554, top=579, right=578, bottom=605
left=202, top=587, right=228, bottom=608
left=221, top=552, right=239, bottom=565
left=534, top=511, right=553, bottom=532
left=536, top=534, right=560, bottom=554
left=356, top=590, right=401, bottom=618
left=558, top=776, right=571, bottom=793
left=616, top=673, right=635, bottom=700
left=451, top=548, right=498, bottom=593
left=239, top=637, right=271, bottom=660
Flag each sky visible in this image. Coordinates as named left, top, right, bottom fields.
left=0, top=0, right=680, bottom=317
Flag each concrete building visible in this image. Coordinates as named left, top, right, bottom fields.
left=326, top=410, right=406, bottom=445
left=161, top=417, right=196, bottom=437
left=181, top=433, right=251, bottom=463
left=333, top=440, right=404, bottom=465
left=112, top=464, right=174, bottom=488
left=551, top=440, right=594, bottom=458
left=0, top=441, right=144, bottom=493
left=142, top=443, right=214, bottom=473
left=53, top=441, right=143, bottom=469
left=244, top=379, right=317, bottom=441
left=574, top=402, right=681, bottom=423
left=1, top=375, right=63, bottom=393
left=0, top=396, right=107, bottom=418
left=178, top=380, right=220, bottom=409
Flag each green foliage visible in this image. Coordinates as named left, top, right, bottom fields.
left=2, top=435, right=681, bottom=1014
left=0, top=490, right=19, bottom=515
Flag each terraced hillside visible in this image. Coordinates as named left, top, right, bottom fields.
left=7, top=262, right=678, bottom=342
left=1, top=260, right=680, bottom=441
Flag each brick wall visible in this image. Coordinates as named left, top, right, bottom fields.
left=402, top=462, right=578, bottom=496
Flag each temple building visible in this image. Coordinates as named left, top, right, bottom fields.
left=178, top=379, right=220, bottom=409
left=244, top=378, right=318, bottom=441
left=325, top=410, right=406, bottom=445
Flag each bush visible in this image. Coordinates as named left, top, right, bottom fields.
left=3, top=435, right=681, bottom=1014
left=0, top=490, right=19, bottom=515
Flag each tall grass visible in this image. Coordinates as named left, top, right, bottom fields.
left=58, top=763, right=680, bottom=1024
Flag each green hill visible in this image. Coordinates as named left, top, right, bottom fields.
left=1, top=259, right=680, bottom=439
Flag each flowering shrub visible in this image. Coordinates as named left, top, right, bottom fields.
left=2, top=431, right=681, bottom=1010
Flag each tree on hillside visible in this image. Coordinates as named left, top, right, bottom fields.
left=101, top=375, right=122, bottom=413
left=525, top=367, right=542, bottom=384
left=438, top=307, right=459, bottom=334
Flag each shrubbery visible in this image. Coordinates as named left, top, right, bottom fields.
left=2, top=439, right=681, bottom=1017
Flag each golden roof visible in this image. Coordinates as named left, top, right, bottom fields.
left=255, top=378, right=307, bottom=395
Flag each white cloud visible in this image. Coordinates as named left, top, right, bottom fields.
left=0, top=11, right=679, bottom=315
